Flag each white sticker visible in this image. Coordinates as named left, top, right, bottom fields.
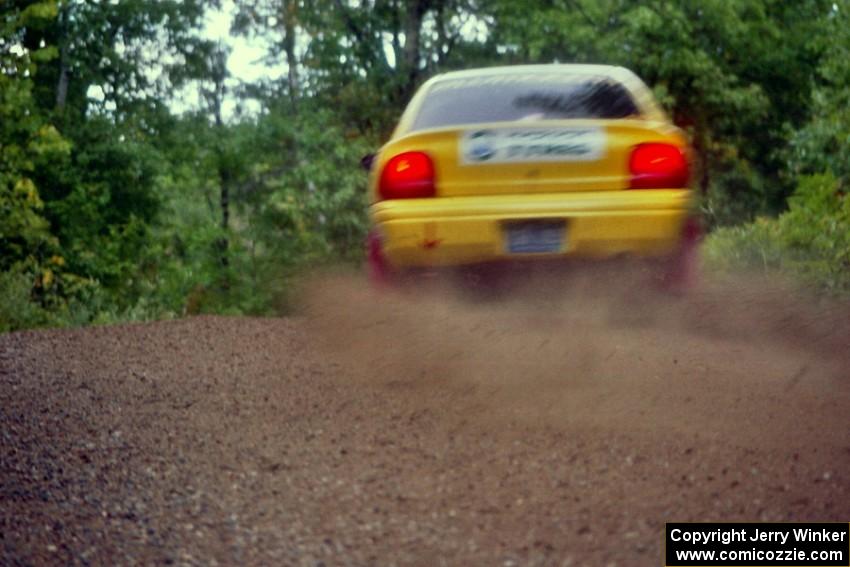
left=460, top=127, right=605, bottom=165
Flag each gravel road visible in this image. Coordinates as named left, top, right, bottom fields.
left=2, top=272, right=849, bottom=566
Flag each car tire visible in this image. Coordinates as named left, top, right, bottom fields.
left=661, top=216, right=702, bottom=293
left=366, top=230, right=394, bottom=288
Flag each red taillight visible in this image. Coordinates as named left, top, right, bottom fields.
left=379, top=151, right=435, bottom=200
left=629, top=143, right=689, bottom=189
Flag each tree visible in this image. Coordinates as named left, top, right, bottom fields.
left=233, top=0, right=492, bottom=136
left=1, top=2, right=64, bottom=270
left=0, top=1, right=85, bottom=331
left=485, top=0, right=834, bottom=224
left=788, top=1, right=850, bottom=182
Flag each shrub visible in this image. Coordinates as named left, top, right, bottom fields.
left=703, top=173, right=850, bottom=294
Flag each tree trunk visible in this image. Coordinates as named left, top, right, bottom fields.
left=55, top=4, right=70, bottom=110
left=211, top=57, right=230, bottom=277
left=400, top=0, right=428, bottom=102
left=433, top=0, right=447, bottom=70
left=282, top=0, right=299, bottom=113
left=218, top=166, right=231, bottom=272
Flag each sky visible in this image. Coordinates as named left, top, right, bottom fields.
left=203, top=1, right=286, bottom=84
left=94, top=1, right=486, bottom=119
left=168, top=0, right=287, bottom=118
left=81, top=1, right=282, bottom=117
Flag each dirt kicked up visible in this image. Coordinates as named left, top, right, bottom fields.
left=2, top=268, right=849, bottom=566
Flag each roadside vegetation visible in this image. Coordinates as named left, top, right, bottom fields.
left=2, top=0, right=849, bottom=332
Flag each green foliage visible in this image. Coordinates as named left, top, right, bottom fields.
left=703, top=2, right=849, bottom=294
left=490, top=0, right=831, bottom=225
left=0, top=1, right=83, bottom=332
left=3, top=0, right=850, bottom=331
left=704, top=174, right=850, bottom=293
left=158, top=105, right=372, bottom=316
left=1, top=0, right=217, bottom=332
left=786, top=3, right=850, bottom=182
left=1, top=4, right=64, bottom=265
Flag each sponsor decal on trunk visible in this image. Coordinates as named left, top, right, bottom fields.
left=460, top=127, right=605, bottom=165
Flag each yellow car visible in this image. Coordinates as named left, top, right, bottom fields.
left=366, top=64, right=700, bottom=286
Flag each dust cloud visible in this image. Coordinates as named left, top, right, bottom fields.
left=302, top=264, right=850, bottom=450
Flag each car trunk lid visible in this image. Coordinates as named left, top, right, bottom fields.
left=373, top=120, right=688, bottom=199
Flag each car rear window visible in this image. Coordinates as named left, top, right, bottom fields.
left=411, top=73, right=640, bottom=131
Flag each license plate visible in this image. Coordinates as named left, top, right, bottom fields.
left=505, top=221, right=566, bottom=254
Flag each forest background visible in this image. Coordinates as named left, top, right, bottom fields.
left=2, top=0, right=849, bottom=331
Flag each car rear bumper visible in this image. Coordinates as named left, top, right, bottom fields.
left=369, top=190, right=694, bottom=268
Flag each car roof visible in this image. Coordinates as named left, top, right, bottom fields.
left=428, top=64, right=639, bottom=84
left=392, top=64, right=666, bottom=137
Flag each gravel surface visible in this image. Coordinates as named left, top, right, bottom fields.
left=2, top=272, right=849, bottom=566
